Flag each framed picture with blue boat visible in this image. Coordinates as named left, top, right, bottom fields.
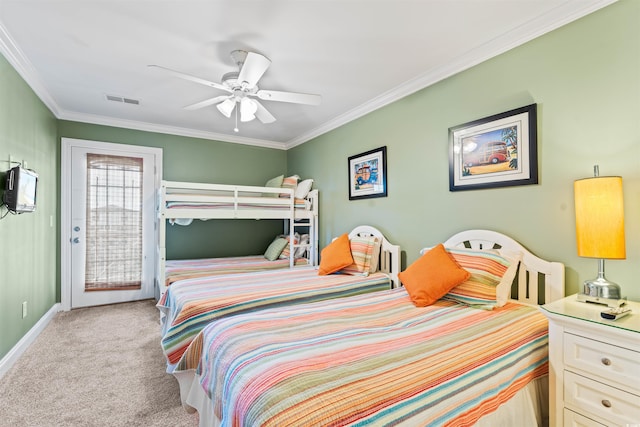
left=449, top=104, right=538, bottom=191
left=348, top=146, right=387, bottom=200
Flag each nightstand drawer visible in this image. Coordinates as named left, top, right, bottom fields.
left=565, top=371, right=640, bottom=426
left=564, top=332, right=640, bottom=391
left=563, top=409, right=606, bottom=427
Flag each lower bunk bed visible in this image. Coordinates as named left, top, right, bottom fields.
left=171, top=229, right=565, bottom=426
left=158, top=225, right=401, bottom=370
left=163, top=241, right=310, bottom=288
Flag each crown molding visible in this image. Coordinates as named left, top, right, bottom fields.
left=59, top=110, right=288, bottom=150
left=0, top=22, right=61, bottom=117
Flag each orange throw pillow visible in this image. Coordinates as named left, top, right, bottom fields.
left=399, top=244, right=470, bottom=307
left=318, top=233, right=354, bottom=275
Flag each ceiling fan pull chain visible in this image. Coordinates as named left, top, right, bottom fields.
left=234, top=104, right=239, bottom=133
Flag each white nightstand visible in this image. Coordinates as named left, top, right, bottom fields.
left=541, top=295, right=640, bottom=427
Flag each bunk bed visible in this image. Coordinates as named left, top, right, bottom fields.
left=156, top=180, right=319, bottom=299
left=172, top=229, right=565, bottom=427
left=157, top=225, right=401, bottom=371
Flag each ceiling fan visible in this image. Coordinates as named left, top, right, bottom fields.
left=149, top=50, right=321, bottom=131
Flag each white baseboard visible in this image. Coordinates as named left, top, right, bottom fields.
left=0, top=303, right=61, bottom=380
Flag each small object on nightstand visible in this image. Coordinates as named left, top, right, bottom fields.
left=601, top=305, right=632, bottom=320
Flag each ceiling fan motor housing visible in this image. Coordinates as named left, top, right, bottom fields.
left=222, top=71, right=258, bottom=94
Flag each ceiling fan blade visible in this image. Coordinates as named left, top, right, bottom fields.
left=253, top=100, right=276, bottom=124
left=255, top=89, right=321, bottom=105
left=183, top=95, right=231, bottom=111
left=237, top=52, right=271, bottom=87
left=148, top=65, right=232, bottom=93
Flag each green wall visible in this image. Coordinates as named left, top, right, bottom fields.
left=288, top=0, right=640, bottom=301
left=0, top=54, right=58, bottom=359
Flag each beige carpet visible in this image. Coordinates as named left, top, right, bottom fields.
left=0, top=300, right=198, bottom=427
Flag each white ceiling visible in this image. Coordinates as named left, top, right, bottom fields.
left=0, top=0, right=615, bottom=150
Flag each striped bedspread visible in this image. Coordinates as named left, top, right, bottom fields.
left=185, top=288, right=548, bottom=426
left=158, top=268, right=391, bottom=367
left=164, top=255, right=308, bottom=286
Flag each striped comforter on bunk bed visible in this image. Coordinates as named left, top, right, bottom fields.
left=164, top=255, right=309, bottom=286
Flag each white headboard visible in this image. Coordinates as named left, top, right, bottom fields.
left=348, top=225, right=401, bottom=289
left=441, top=229, right=565, bottom=305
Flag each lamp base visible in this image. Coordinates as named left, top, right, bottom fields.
left=576, top=293, right=626, bottom=308
left=576, top=277, right=626, bottom=308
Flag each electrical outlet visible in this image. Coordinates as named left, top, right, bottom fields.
left=22, top=301, right=27, bottom=318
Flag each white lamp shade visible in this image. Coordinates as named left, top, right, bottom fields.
left=574, top=176, right=626, bottom=259
left=239, top=98, right=257, bottom=122
left=216, top=98, right=236, bottom=118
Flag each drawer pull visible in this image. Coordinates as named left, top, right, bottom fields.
left=601, top=357, right=611, bottom=366
left=601, top=399, right=612, bottom=408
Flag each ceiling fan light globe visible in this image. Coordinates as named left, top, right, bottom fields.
left=240, top=98, right=258, bottom=122
left=216, top=98, right=236, bottom=117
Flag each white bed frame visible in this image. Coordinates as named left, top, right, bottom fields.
left=441, top=229, right=565, bottom=305
left=176, top=229, right=565, bottom=427
left=156, top=180, right=319, bottom=298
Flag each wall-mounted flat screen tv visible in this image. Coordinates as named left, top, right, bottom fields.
left=3, top=166, right=38, bottom=213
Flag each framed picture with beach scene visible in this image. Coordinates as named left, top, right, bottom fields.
left=348, top=146, right=387, bottom=200
left=449, top=104, right=538, bottom=191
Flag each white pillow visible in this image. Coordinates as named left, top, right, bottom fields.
left=493, top=249, right=523, bottom=306
left=294, top=179, right=314, bottom=199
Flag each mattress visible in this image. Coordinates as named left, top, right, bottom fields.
left=180, top=288, right=548, bottom=426
left=165, top=198, right=309, bottom=210
left=164, top=255, right=309, bottom=286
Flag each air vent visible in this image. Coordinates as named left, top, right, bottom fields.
left=105, top=94, right=140, bottom=105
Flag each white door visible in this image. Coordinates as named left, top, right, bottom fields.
left=62, top=138, right=162, bottom=309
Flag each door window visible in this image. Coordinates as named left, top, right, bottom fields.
left=84, top=154, right=143, bottom=292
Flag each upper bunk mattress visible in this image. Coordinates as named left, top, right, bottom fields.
left=165, top=198, right=310, bottom=210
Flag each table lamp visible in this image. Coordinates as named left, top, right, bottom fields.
left=574, top=166, right=626, bottom=307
